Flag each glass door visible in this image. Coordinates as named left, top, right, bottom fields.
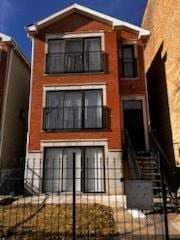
left=43, top=147, right=104, bottom=193
left=62, top=148, right=81, bottom=192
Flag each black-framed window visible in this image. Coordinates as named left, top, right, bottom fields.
left=43, top=90, right=108, bottom=130
left=46, top=37, right=105, bottom=73
left=43, top=147, right=105, bottom=193
left=121, top=45, right=138, bottom=78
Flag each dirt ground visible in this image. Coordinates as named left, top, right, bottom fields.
left=0, top=202, right=179, bottom=239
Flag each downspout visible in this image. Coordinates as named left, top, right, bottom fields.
left=25, top=37, right=34, bottom=156
left=142, top=39, right=151, bottom=150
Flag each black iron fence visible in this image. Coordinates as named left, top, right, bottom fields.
left=46, top=51, right=105, bottom=74
left=43, top=106, right=108, bottom=131
left=0, top=155, right=179, bottom=239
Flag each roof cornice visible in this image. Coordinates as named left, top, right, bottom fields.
left=26, top=3, right=150, bottom=38
left=0, top=32, right=30, bottom=68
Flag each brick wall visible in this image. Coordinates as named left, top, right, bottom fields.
left=28, top=13, right=147, bottom=151
left=142, top=0, right=180, bottom=164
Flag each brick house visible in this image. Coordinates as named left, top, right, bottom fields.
left=25, top=4, right=150, bottom=194
left=0, top=33, right=30, bottom=170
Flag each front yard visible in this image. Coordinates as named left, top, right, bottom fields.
left=0, top=203, right=117, bottom=239
left=0, top=198, right=179, bottom=239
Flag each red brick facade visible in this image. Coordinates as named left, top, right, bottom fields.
left=28, top=12, right=147, bottom=152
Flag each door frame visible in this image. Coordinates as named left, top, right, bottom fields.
left=42, top=146, right=106, bottom=193
left=121, top=96, right=149, bottom=150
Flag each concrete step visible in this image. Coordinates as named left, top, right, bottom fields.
left=135, top=151, right=151, bottom=156
left=137, top=160, right=158, bottom=165
left=136, top=156, right=156, bottom=159
left=139, top=167, right=159, bottom=171
left=142, top=172, right=160, bottom=176
left=137, top=162, right=158, bottom=166
left=153, top=187, right=162, bottom=190
left=140, top=171, right=160, bottom=175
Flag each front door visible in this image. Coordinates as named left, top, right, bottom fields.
left=123, top=100, right=146, bottom=150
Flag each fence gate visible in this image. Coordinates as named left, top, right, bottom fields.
left=0, top=154, right=179, bottom=239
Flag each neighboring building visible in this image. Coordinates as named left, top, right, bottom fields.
left=0, top=33, right=30, bottom=169
left=142, top=0, right=180, bottom=166
left=25, top=4, right=150, bottom=194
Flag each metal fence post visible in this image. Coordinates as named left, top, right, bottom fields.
left=160, top=156, right=169, bottom=240
left=73, top=152, right=76, bottom=240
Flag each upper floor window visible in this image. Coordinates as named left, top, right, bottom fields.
left=46, top=37, right=105, bottom=74
left=43, top=90, right=108, bottom=131
left=121, top=45, right=138, bottom=78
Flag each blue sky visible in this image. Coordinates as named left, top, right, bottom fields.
left=0, top=0, right=147, bottom=60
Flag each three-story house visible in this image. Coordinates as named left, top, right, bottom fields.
left=25, top=4, right=150, bottom=194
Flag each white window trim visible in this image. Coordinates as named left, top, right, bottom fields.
left=39, top=139, right=108, bottom=193
left=42, top=83, right=107, bottom=108
left=40, top=139, right=108, bottom=160
left=121, top=41, right=138, bottom=57
left=26, top=139, right=108, bottom=193
left=45, top=32, right=105, bottom=54
left=121, top=95, right=149, bottom=150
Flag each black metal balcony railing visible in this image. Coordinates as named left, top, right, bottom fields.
left=120, top=58, right=138, bottom=78
left=43, top=106, right=108, bottom=131
left=46, top=51, right=105, bottom=74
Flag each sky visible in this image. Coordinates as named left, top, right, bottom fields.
left=0, top=0, right=147, bottom=60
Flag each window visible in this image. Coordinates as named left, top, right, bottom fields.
left=46, top=37, right=105, bottom=73
left=121, top=45, right=138, bottom=78
left=43, top=90, right=107, bottom=130
left=43, top=147, right=105, bottom=193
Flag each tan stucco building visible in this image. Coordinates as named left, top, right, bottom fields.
left=0, top=33, right=30, bottom=169
left=142, top=0, right=180, bottom=165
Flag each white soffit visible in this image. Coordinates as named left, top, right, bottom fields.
left=26, top=3, right=150, bottom=37
left=0, top=32, right=12, bottom=42
left=0, top=32, right=30, bottom=67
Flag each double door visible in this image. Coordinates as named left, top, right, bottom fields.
left=43, top=147, right=104, bottom=193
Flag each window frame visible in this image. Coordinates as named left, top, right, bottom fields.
left=42, top=146, right=106, bottom=193
left=47, top=37, right=101, bottom=53
left=45, top=32, right=105, bottom=75
left=120, top=43, right=139, bottom=79
left=121, top=95, right=149, bottom=150
left=43, top=89, right=106, bottom=131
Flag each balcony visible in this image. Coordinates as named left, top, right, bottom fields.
left=45, top=51, right=105, bottom=74
left=120, top=58, right=138, bottom=78
left=43, top=106, right=108, bottom=131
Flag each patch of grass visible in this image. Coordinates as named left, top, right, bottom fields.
left=0, top=203, right=117, bottom=239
